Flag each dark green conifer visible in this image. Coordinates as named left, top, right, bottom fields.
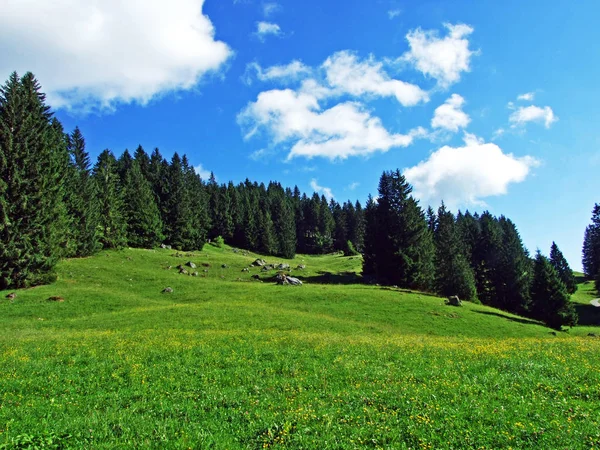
left=550, top=242, right=577, bottom=294
left=433, top=203, right=477, bottom=300
left=122, top=160, right=164, bottom=248
left=0, top=72, right=68, bottom=288
left=530, top=250, right=578, bottom=330
left=93, top=150, right=127, bottom=249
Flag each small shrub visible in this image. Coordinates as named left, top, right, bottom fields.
left=211, top=236, right=225, bottom=248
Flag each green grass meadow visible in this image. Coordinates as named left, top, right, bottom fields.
left=1, top=246, right=599, bottom=449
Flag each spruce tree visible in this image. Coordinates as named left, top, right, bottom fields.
left=64, top=127, right=100, bottom=257
left=362, top=195, right=378, bottom=278
left=0, top=72, right=68, bottom=288
left=433, top=203, right=477, bottom=300
left=582, top=204, right=600, bottom=292
left=530, top=251, right=578, bottom=330
left=122, top=160, right=164, bottom=248
left=550, top=242, right=577, bottom=294
left=93, top=150, right=126, bottom=249
left=365, top=170, right=435, bottom=290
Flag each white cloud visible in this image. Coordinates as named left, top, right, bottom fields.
left=492, top=128, right=505, bottom=140
left=348, top=182, right=360, bottom=190
left=310, top=179, right=335, bottom=201
left=517, top=92, right=535, bottom=101
left=323, top=51, right=429, bottom=106
left=238, top=88, right=427, bottom=160
left=244, top=60, right=311, bottom=85
left=509, top=105, right=557, bottom=128
left=255, top=21, right=282, bottom=41
left=404, top=133, right=539, bottom=209
left=388, top=9, right=402, bottom=19
left=263, top=2, right=281, bottom=17
left=431, top=93, right=470, bottom=132
left=0, top=0, right=232, bottom=112
left=194, top=164, right=213, bottom=181
left=402, top=23, right=476, bottom=87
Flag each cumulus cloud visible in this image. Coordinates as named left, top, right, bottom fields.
left=431, top=94, right=470, bottom=132
left=402, top=23, right=476, bottom=87
left=255, top=21, right=282, bottom=41
left=238, top=88, right=427, bottom=160
left=0, top=0, right=232, bottom=112
left=509, top=105, right=557, bottom=128
left=310, top=179, right=335, bottom=201
left=517, top=92, right=535, bottom=101
left=323, top=51, right=429, bottom=106
left=194, top=164, right=213, bottom=181
left=404, top=133, right=539, bottom=209
left=243, top=61, right=311, bottom=85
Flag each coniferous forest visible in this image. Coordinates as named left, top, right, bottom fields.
left=1, top=72, right=592, bottom=330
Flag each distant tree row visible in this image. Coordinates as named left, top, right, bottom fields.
left=362, top=170, right=577, bottom=329
left=0, top=72, right=578, bottom=329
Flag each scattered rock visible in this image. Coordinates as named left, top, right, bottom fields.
left=186, top=261, right=197, bottom=269
left=191, top=271, right=199, bottom=277
left=165, top=265, right=172, bottom=270
left=252, top=259, right=267, bottom=267
left=276, top=263, right=290, bottom=270
left=445, top=295, right=462, bottom=307
left=176, top=264, right=184, bottom=270
left=296, top=264, right=306, bottom=270
left=162, top=287, right=173, bottom=293
left=5, top=293, right=16, bottom=300
left=588, top=333, right=597, bottom=337
left=262, top=264, right=274, bottom=272
left=251, top=274, right=260, bottom=280
left=221, top=264, right=229, bottom=269
left=242, top=268, right=249, bottom=272
left=179, top=268, right=189, bottom=275
left=160, top=244, right=172, bottom=250
left=203, top=269, right=209, bottom=273
left=47, top=296, right=64, bottom=302
left=233, top=248, right=239, bottom=253
left=549, top=331, right=557, bottom=336
left=201, top=263, right=211, bottom=267
left=286, top=276, right=302, bottom=286
left=275, top=273, right=303, bottom=286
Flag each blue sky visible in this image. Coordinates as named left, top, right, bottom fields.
left=1, top=0, right=599, bottom=269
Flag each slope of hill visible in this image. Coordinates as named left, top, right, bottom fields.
left=1, top=246, right=599, bottom=449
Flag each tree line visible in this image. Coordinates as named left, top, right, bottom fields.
left=0, top=72, right=579, bottom=329
left=582, top=203, right=600, bottom=294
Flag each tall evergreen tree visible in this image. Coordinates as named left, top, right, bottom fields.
left=122, top=160, right=164, bottom=248
left=493, top=217, right=532, bottom=314
left=93, top=150, right=126, bottom=249
left=530, top=251, right=578, bottom=330
left=550, top=242, right=577, bottom=294
left=64, top=127, right=100, bottom=256
left=363, top=170, right=434, bottom=289
left=0, top=72, right=68, bottom=288
left=582, top=204, right=600, bottom=292
left=433, top=203, right=477, bottom=300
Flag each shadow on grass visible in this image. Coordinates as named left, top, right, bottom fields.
left=297, top=271, right=362, bottom=285
left=574, top=303, right=600, bottom=326
left=472, top=309, right=542, bottom=327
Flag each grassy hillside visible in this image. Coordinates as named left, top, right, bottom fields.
left=1, top=245, right=599, bottom=449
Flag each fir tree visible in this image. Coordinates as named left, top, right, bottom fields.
left=530, top=251, right=578, bottom=330
left=64, top=127, right=100, bottom=256
left=582, top=204, right=600, bottom=292
left=0, top=72, right=68, bottom=288
left=433, top=203, right=477, bottom=300
left=93, top=150, right=127, bottom=249
left=364, top=170, right=434, bottom=289
left=550, top=241, right=577, bottom=294
left=122, top=160, right=164, bottom=248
